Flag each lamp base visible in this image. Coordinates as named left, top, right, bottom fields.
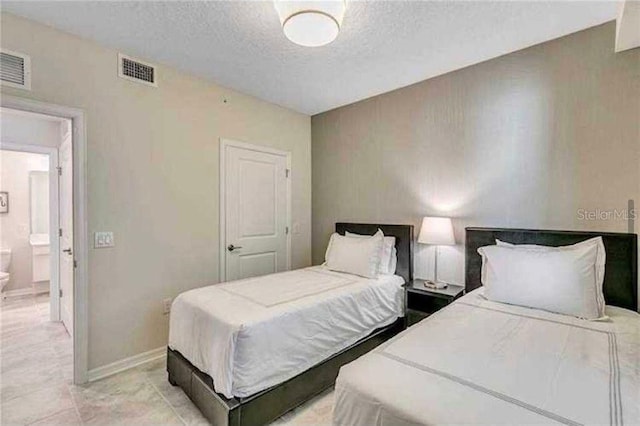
left=423, top=280, right=448, bottom=290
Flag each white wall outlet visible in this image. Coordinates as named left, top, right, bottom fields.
left=163, top=298, right=173, bottom=315
left=94, top=232, right=115, bottom=248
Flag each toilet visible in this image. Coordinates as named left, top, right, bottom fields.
left=0, top=249, right=11, bottom=295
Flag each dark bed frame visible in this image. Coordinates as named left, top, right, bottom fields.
left=465, top=227, right=638, bottom=312
left=167, top=223, right=414, bottom=426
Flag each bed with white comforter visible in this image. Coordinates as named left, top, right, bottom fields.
left=334, top=289, right=640, bottom=425
left=169, top=266, right=404, bottom=399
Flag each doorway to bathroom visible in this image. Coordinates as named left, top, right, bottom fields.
left=0, top=108, right=73, bottom=332
left=0, top=108, right=75, bottom=383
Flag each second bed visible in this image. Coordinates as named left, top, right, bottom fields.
left=334, top=227, right=639, bottom=426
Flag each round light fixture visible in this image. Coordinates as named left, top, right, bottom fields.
left=274, top=1, right=346, bottom=47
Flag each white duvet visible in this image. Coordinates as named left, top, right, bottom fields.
left=168, top=266, right=404, bottom=399
left=334, top=289, right=640, bottom=426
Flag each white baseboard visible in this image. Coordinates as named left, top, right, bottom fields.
left=87, top=346, right=166, bottom=382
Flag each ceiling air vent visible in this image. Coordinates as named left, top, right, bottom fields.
left=118, top=53, right=157, bottom=87
left=0, top=49, right=31, bottom=90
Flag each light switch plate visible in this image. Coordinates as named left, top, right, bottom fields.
left=94, top=232, right=115, bottom=248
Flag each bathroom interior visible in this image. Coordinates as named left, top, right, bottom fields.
left=0, top=149, right=52, bottom=300
left=1, top=108, right=76, bottom=408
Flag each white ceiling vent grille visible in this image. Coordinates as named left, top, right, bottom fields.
left=118, top=53, right=157, bottom=87
left=1, top=49, right=31, bottom=90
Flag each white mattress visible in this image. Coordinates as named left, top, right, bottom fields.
left=334, top=288, right=640, bottom=425
left=168, top=266, right=404, bottom=398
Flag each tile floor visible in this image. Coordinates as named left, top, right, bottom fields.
left=1, top=294, right=334, bottom=425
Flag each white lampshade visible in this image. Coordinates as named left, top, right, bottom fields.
left=274, top=0, right=346, bottom=47
left=418, top=217, right=455, bottom=246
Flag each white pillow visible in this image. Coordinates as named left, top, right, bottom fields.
left=345, top=231, right=397, bottom=275
left=495, top=237, right=606, bottom=315
left=477, top=244, right=604, bottom=320
left=325, top=230, right=384, bottom=278
left=389, top=246, right=398, bottom=275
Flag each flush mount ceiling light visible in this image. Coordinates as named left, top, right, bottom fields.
left=274, top=0, right=347, bottom=47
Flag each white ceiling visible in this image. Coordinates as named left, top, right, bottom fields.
left=2, top=1, right=617, bottom=115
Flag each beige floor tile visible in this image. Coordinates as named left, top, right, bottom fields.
left=0, top=319, right=43, bottom=337
left=309, top=390, right=334, bottom=419
left=287, top=410, right=332, bottom=426
left=28, top=408, right=82, bottom=426
left=1, top=359, right=67, bottom=402
left=0, top=384, right=75, bottom=425
left=1, top=328, right=53, bottom=353
left=82, top=405, right=183, bottom=426
left=70, top=369, right=182, bottom=425
left=271, top=389, right=335, bottom=426
left=54, top=353, right=74, bottom=382
left=1, top=341, right=58, bottom=373
left=1, top=304, right=37, bottom=317
left=0, top=296, right=75, bottom=420
left=136, top=357, right=165, bottom=373
left=0, top=298, right=35, bottom=313
left=0, top=311, right=42, bottom=327
left=140, top=361, right=209, bottom=425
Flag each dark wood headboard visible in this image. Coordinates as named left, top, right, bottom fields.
left=465, top=227, right=638, bottom=312
left=335, top=223, right=414, bottom=284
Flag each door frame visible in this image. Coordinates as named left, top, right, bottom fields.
left=1, top=95, right=89, bottom=385
left=0, top=141, right=60, bottom=322
left=218, top=138, right=292, bottom=282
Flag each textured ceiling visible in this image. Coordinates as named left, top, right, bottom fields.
left=1, top=1, right=617, bottom=115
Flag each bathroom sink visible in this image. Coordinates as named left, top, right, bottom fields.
left=30, top=234, right=50, bottom=284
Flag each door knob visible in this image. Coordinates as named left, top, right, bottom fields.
left=227, top=244, right=243, bottom=252
left=63, top=248, right=73, bottom=255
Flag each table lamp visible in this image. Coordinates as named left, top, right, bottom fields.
left=418, top=217, right=455, bottom=289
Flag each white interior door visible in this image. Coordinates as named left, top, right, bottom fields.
left=59, top=128, right=74, bottom=337
left=223, top=143, right=289, bottom=281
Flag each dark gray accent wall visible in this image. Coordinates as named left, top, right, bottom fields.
left=311, top=22, right=640, bottom=285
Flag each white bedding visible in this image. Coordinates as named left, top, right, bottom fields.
left=168, top=266, right=404, bottom=398
left=334, top=289, right=640, bottom=425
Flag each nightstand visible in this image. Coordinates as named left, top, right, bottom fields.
left=405, top=280, right=465, bottom=326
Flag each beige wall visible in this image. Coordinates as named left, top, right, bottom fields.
left=1, top=13, right=312, bottom=369
left=0, top=150, right=49, bottom=292
left=312, top=23, right=640, bottom=288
